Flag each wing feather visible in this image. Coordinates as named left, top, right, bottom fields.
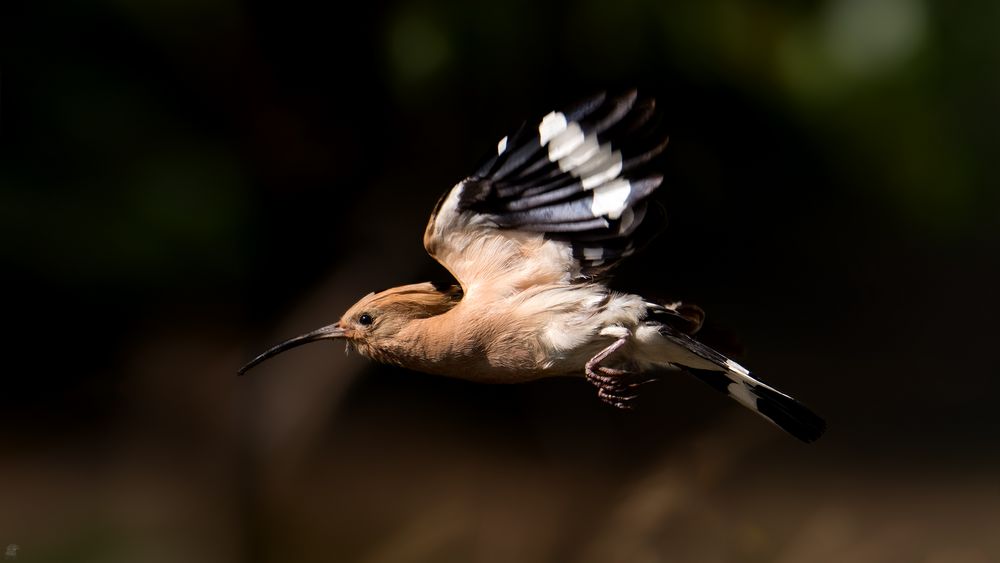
left=425, top=90, right=668, bottom=292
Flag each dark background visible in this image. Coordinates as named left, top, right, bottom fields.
left=3, top=0, right=999, bottom=561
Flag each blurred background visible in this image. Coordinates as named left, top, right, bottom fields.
left=3, top=0, right=999, bottom=561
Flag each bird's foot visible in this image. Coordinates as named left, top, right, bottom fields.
left=585, top=336, right=655, bottom=410
left=587, top=370, right=657, bottom=409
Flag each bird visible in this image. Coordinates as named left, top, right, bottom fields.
left=239, top=90, right=826, bottom=443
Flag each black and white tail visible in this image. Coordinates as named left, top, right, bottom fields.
left=650, top=309, right=826, bottom=443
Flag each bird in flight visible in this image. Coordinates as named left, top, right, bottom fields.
left=240, top=91, right=826, bottom=443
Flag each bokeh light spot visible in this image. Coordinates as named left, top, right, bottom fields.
left=823, top=0, right=927, bottom=76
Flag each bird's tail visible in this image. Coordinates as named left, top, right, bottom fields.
left=682, top=361, right=826, bottom=443
left=645, top=304, right=826, bottom=443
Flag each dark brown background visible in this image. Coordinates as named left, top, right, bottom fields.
left=3, top=0, right=999, bottom=561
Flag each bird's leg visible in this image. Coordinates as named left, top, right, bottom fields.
left=585, top=335, right=629, bottom=381
left=585, top=336, right=652, bottom=409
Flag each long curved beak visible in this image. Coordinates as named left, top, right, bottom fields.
left=238, top=323, right=345, bottom=375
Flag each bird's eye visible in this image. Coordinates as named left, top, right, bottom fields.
left=358, top=313, right=374, bottom=326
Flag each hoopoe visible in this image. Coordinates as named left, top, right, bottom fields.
left=240, top=91, right=826, bottom=443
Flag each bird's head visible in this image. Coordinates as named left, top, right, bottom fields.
left=238, top=282, right=462, bottom=374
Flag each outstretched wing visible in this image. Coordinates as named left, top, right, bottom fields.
left=424, top=90, right=668, bottom=294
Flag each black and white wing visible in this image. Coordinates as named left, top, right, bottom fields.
left=424, top=90, right=668, bottom=292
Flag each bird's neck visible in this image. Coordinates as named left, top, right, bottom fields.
left=374, top=313, right=483, bottom=376
left=373, top=309, right=544, bottom=383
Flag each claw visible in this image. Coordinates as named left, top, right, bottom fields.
left=585, top=370, right=621, bottom=386
left=586, top=334, right=656, bottom=410
left=597, top=366, right=631, bottom=377
left=597, top=388, right=638, bottom=410
left=598, top=387, right=639, bottom=402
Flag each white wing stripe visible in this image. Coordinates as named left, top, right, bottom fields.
left=558, top=134, right=601, bottom=171
left=538, top=112, right=628, bottom=196
left=591, top=179, right=632, bottom=219
left=575, top=145, right=613, bottom=176
left=538, top=111, right=568, bottom=145
left=547, top=122, right=586, bottom=161
left=581, top=152, right=623, bottom=189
